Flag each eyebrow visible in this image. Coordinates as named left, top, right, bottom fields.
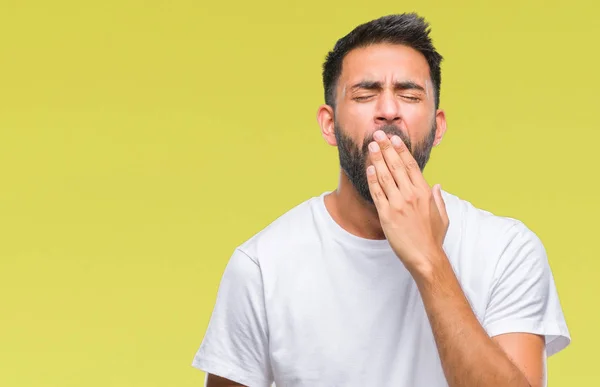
left=349, top=80, right=426, bottom=93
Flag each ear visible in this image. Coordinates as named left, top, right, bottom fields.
left=433, top=109, right=447, bottom=147
left=317, top=104, right=337, bottom=146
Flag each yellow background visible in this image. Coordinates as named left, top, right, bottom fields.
left=1, top=0, right=597, bottom=385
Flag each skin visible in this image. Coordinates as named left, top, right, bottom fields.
left=207, top=43, right=545, bottom=387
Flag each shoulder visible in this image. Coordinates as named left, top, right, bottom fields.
left=442, top=189, right=538, bottom=252
left=441, top=190, right=552, bottom=318
left=235, top=193, right=324, bottom=264
left=442, top=190, right=546, bottom=289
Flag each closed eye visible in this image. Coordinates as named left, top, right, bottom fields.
left=353, top=95, right=374, bottom=101
left=401, top=95, right=420, bottom=102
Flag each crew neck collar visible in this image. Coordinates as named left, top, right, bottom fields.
left=313, top=191, right=392, bottom=251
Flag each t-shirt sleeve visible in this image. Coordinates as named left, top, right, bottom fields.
left=192, top=248, right=273, bottom=387
left=482, top=222, right=571, bottom=356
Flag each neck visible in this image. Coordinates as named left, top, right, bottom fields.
left=324, top=170, right=386, bottom=240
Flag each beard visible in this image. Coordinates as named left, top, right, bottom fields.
left=335, top=121, right=436, bottom=205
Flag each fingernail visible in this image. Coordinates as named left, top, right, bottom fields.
left=373, top=131, right=385, bottom=141
left=391, top=136, right=402, bottom=147
left=369, top=142, right=379, bottom=152
left=367, top=166, right=375, bottom=175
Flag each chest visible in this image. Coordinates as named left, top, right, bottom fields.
left=263, top=252, right=450, bottom=386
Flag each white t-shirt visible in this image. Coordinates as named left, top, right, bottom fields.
left=192, top=190, right=570, bottom=387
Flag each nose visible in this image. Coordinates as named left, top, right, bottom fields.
left=375, top=91, right=401, bottom=125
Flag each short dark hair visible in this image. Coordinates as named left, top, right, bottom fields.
left=322, top=13, right=443, bottom=110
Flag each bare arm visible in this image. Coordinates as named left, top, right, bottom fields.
left=206, top=374, right=246, bottom=387
left=415, top=254, right=544, bottom=387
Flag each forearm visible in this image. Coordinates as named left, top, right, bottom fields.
left=414, top=253, right=531, bottom=387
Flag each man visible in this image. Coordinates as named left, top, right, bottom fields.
left=191, top=13, right=570, bottom=387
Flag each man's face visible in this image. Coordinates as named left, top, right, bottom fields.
left=332, top=43, right=439, bottom=204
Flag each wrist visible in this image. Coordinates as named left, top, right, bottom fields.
left=410, top=248, right=451, bottom=287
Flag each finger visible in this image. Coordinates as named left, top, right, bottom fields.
left=368, top=141, right=400, bottom=200
left=390, top=135, right=429, bottom=189
left=367, top=165, right=390, bottom=211
left=432, top=184, right=449, bottom=226
left=373, top=131, right=412, bottom=193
